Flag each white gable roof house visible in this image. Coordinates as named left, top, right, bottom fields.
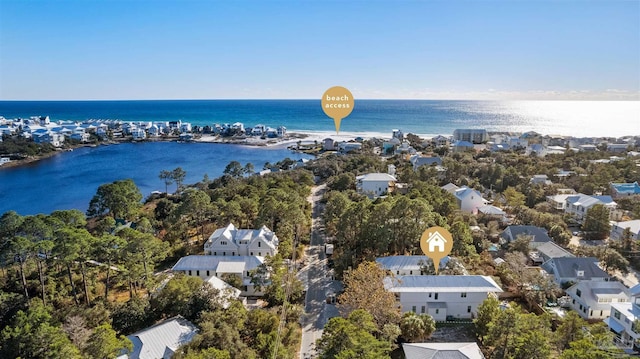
left=607, top=284, right=640, bottom=350
left=118, top=316, right=198, bottom=359
left=565, top=280, right=629, bottom=320
left=204, top=223, right=278, bottom=257
left=441, top=183, right=488, bottom=214
left=376, top=255, right=450, bottom=276
left=356, top=173, right=397, bottom=199
left=384, top=275, right=502, bottom=321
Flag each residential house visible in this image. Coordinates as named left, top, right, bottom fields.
left=410, top=155, right=442, bottom=171
left=610, top=182, right=640, bottom=199
left=579, top=144, right=598, bottom=152
left=530, top=174, right=552, bottom=185
left=356, top=173, right=397, bottom=198
left=338, top=142, right=362, bottom=153
left=542, top=257, right=609, bottom=286
left=452, top=140, right=475, bottom=152
left=607, top=143, right=629, bottom=153
left=171, top=255, right=264, bottom=295
left=383, top=275, right=503, bottom=321
left=204, top=223, right=278, bottom=257
left=565, top=194, right=617, bottom=223
left=117, top=316, right=198, bottom=359
left=205, top=275, right=242, bottom=308
left=376, top=255, right=449, bottom=275
left=547, top=193, right=577, bottom=211
left=534, top=241, right=574, bottom=263
left=431, top=135, right=450, bottom=148
left=131, top=128, right=146, bottom=140
left=610, top=220, right=640, bottom=241
left=500, top=225, right=552, bottom=249
left=0, top=157, right=10, bottom=166
left=322, top=138, right=336, bottom=151
left=453, top=129, right=488, bottom=144
left=566, top=281, right=629, bottom=320
left=607, top=284, right=640, bottom=350
left=276, top=126, right=286, bottom=137
left=392, top=129, right=404, bottom=140
left=442, top=184, right=487, bottom=214
left=477, top=205, right=507, bottom=223
left=402, top=342, right=485, bottom=359
left=179, top=122, right=192, bottom=133
left=33, top=132, right=64, bottom=147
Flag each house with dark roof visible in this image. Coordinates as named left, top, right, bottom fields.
left=541, top=257, right=609, bottom=286
left=500, top=225, right=552, bottom=249
left=402, top=342, right=485, bottom=359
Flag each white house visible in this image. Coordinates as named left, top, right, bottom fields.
left=131, top=128, right=146, bottom=140
left=376, top=255, right=449, bottom=276
left=607, top=284, right=640, bottom=350
left=565, top=281, right=629, bottom=320
left=356, top=173, right=397, bottom=199
left=204, top=223, right=278, bottom=257
left=530, top=174, right=552, bottom=185
left=171, top=255, right=264, bottom=296
left=565, top=194, right=617, bottom=223
left=410, top=155, right=443, bottom=171
left=431, top=135, right=450, bottom=148
left=402, top=342, right=485, bottom=359
left=441, top=184, right=487, bottom=214
left=384, top=275, right=503, bottom=321
left=118, top=316, right=198, bottom=359
left=453, top=129, right=488, bottom=144
left=477, top=205, right=507, bottom=223
left=0, top=157, right=10, bottom=166
left=610, top=220, right=640, bottom=241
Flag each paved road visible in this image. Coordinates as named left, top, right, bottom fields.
left=298, top=184, right=341, bottom=359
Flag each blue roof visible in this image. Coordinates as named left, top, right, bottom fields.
left=612, top=182, right=640, bottom=195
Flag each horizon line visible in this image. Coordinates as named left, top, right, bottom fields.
left=1, top=98, right=639, bottom=102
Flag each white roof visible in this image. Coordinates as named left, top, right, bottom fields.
left=441, top=183, right=460, bottom=193
left=171, top=255, right=264, bottom=273
left=477, top=205, right=505, bottom=216
left=384, top=275, right=502, bottom=293
left=403, top=342, right=484, bottom=359
left=357, top=173, right=397, bottom=182
left=126, top=316, right=197, bottom=359
left=376, top=255, right=449, bottom=271
left=613, top=220, right=640, bottom=234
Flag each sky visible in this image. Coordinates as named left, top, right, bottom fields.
left=0, top=0, right=638, bottom=100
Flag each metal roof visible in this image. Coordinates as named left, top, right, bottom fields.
left=126, top=316, right=198, bottom=359
left=376, top=255, right=449, bottom=271
left=384, top=275, right=502, bottom=293
left=542, top=257, right=609, bottom=280
left=402, top=342, right=485, bottom=359
left=171, top=255, right=264, bottom=272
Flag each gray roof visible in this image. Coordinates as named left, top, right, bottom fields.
left=384, top=275, right=502, bottom=293
left=126, top=316, right=198, bottom=359
left=535, top=242, right=574, bottom=260
left=171, top=255, right=264, bottom=273
left=412, top=156, right=443, bottom=167
left=402, top=342, right=485, bottom=359
left=502, top=225, right=552, bottom=243
left=567, top=281, right=629, bottom=306
left=542, top=257, right=609, bottom=280
left=356, top=173, right=397, bottom=182
left=376, top=255, right=449, bottom=271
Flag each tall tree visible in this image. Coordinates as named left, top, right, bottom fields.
left=84, top=323, right=132, bottom=359
left=172, top=167, right=187, bottom=193
left=316, top=310, right=391, bottom=359
left=338, top=261, right=400, bottom=329
left=159, top=169, right=174, bottom=194
left=582, top=204, right=611, bottom=240
left=87, top=179, right=142, bottom=220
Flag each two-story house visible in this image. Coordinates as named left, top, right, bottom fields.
left=565, top=281, right=629, bottom=320
left=383, top=275, right=502, bottom=321
left=356, top=173, right=397, bottom=199
left=565, top=194, right=617, bottom=223
left=610, top=220, right=640, bottom=241
left=441, top=184, right=487, bottom=214
left=204, top=223, right=278, bottom=257
left=608, top=284, right=640, bottom=350
left=541, top=257, right=609, bottom=286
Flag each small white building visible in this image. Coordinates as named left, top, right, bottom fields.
left=610, top=220, right=640, bottom=241
left=441, top=184, right=487, bottom=214
left=403, top=343, right=485, bottom=359
left=384, top=275, right=502, bottom=321
left=118, top=316, right=198, bottom=359
left=376, top=255, right=449, bottom=275
left=356, top=173, right=397, bottom=199
left=565, top=280, right=629, bottom=320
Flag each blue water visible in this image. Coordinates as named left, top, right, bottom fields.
left=0, top=142, right=312, bottom=216
left=1, top=100, right=638, bottom=138
left=0, top=99, right=638, bottom=216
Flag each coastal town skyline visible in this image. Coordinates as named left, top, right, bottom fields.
left=0, top=0, right=638, bottom=101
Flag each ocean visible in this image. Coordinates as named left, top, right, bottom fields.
left=0, top=100, right=638, bottom=216
left=1, top=100, right=638, bottom=138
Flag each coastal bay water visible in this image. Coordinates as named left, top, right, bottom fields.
left=0, top=99, right=638, bottom=216
left=0, top=142, right=312, bottom=216
left=1, top=100, right=638, bottom=138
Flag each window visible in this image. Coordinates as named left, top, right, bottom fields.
left=232, top=252, right=235, bottom=256
left=421, top=306, right=425, bottom=313
left=435, top=293, right=439, bottom=300
left=196, top=270, right=200, bottom=276
left=207, top=270, right=210, bottom=276
left=258, top=242, right=261, bottom=247
left=397, top=271, right=400, bottom=275
left=223, top=252, right=226, bottom=256
left=428, top=293, right=432, bottom=298
left=221, top=241, right=227, bottom=245
left=412, top=306, right=416, bottom=313
left=576, top=289, right=582, bottom=297
left=251, top=252, right=254, bottom=256
left=614, top=310, right=621, bottom=320
left=258, top=252, right=261, bottom=256
left=467, top=306, right=472, bottom=313
left=461, top=292, right=467, bottom=298
left=189, top=270, right=192, bottom=275
left=213, top=252, right=217, bottom=255
left=410, top=270, right=413, bottom=275
left=435, top=309, right=439, bottom=314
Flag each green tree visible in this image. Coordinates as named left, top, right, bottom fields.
left=159, top=169, right=174, bottom=194
left=554, top=311, right=586, bottom=351
left=224, top=161, right=244, bottom=178
left=84, top=323, right=132, bottom=359
left=399, top=311, right=435, bottom=342
left=338, top=261, right=400, bottom=329
left=316, top=310, right=391, bottom=359
left=503, top=186, right=526, bottom=209
left=474, top=296, right=500, bottom=345
left=172, top=167, right=187, bottom=193
left=87, top=179, right=142, bottom=220
left=176, top=188, right=213, bottom=241
left=582, top=204, right=611, bottom=240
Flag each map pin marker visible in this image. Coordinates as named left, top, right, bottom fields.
left=321, top=86, right=354, bottom=134
left=420, top=226, right=454, bottom=275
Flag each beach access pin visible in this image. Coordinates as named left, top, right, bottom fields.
left=321, top=86, right=354, bottom=134
left=420, top=226, right=453, bottom=275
